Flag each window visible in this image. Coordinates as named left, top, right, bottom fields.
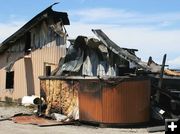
left=45, top=66, right=51, bottom=76
left=6, top=71, right=14, bottom=89
left=25, top=32, right=31, bottom=53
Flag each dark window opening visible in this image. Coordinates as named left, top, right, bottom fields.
left=25, top=32, right=31, bottom=53
left=45, top=66, right=51, bottom=76
left=117, top=62, right=136, bottom=76
left=6, top=71, right=14, bottom=89
left=118, top=67, right=136, bottom=76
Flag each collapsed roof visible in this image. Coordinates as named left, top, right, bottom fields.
left=53, top=29, right=141, bottom=77
left=52, top=29, right=180, bottom=77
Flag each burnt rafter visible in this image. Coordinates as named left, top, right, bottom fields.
left=92, top=29, right=151, bottom=71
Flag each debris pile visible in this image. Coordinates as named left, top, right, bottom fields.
left=41, top=29, right=180, bottom=125
left=53, top=30, right=138, bottom=77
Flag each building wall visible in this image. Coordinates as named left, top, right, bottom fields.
left=0, top=58, right=26, bottom=102
left=0, top=19, right=67, bottom=102
left=0, top=43, right=66, bottom=101
left=31, top=41, right=66, bottom=96
left=13, top=58, right=27, bottom=100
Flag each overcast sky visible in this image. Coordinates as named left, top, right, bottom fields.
left=1, top=0, right=180, bottom=68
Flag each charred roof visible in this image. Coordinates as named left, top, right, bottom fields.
left=0, top=3, right=70, bottom=53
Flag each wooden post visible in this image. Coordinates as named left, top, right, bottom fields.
left=158, top=54, right=167, bottom=89
left=156, top=54, right=167, bottom=103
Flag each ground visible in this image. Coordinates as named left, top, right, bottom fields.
left=0, top=102, right=164, bottom=134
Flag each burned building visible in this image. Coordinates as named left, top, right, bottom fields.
left=0, top=3, right=69, bottom=102
left=40, top=29, right=151, bottom=125
left=39, top=28, right=180, bottom=126
left=0, top=2, right=178, bottom=127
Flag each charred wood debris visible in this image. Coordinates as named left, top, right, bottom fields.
left=52, top=29, right=180, bottom=124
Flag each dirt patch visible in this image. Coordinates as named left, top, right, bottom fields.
left=0, top=104, right=164, bottom=134
left=0, top=102, right=34, bottom=119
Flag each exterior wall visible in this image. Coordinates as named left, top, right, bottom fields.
left=31, top=42, right=66, bottom=96
left=0, top=43, right=66, bottom=101
left=0, top=19, right=67, bottom=102
left=0, top=58, right=27, bottom=101
left=13, top=58, right=27, bottom=100
left=39, top=77, right=150, bottom=124
left=79, top=78, right=150, bottom=124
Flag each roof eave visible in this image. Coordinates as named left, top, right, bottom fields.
left=0, top=3, right=70, bottom=53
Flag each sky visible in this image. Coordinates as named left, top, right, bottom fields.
left=1, top=0, right=180, bottom=68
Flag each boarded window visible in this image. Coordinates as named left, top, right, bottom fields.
left=6, top=71, right=14, bottom=89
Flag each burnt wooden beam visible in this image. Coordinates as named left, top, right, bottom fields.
left=92, top=29, right=151, bottom=71
left=158, top=54, right=167, bottom=89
